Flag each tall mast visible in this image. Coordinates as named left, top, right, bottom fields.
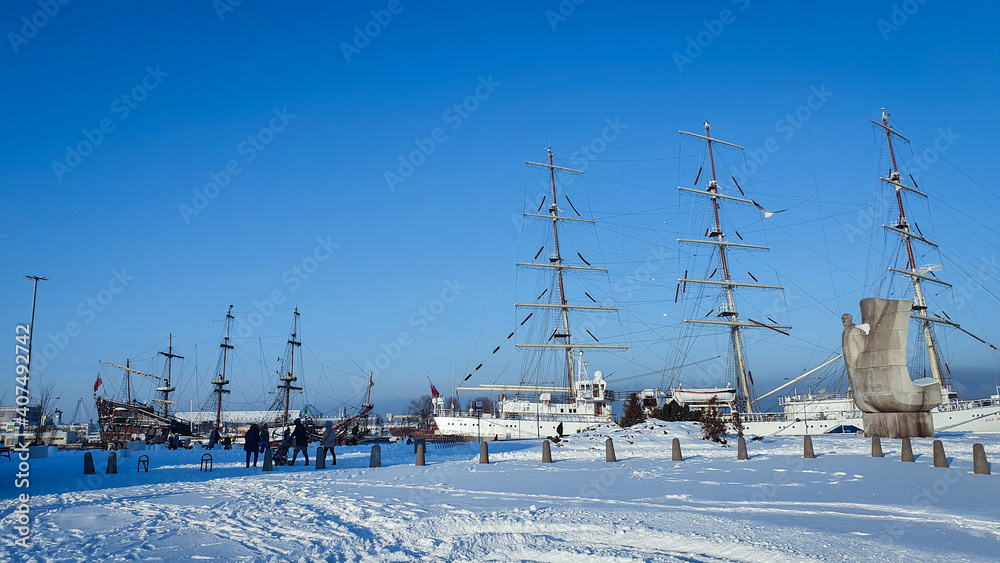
left=155, top=334, right=183, bottom=419
left=99, top=359, right=163, bottom=405
left=278, top=307, right=303, bottom=427
left=213, top=306, right=234, bottom=431
left=677, top=122, right=791, bottom=413
left=546, top=148, right=575, bottom=389
left=875, top=109, right=948, bottom=389
left=518, top=148, right=627, bottom=394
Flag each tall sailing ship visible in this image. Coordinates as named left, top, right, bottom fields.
left=433, top=148, right=627, bottom=439
left=94, top=335, right=190, bottom=447
left=664, top=121, right=797, bottom=420
left=676, top=111, right=1000, bottom=435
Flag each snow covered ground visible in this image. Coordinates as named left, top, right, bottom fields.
left=2, top=420, right=999, bottom=562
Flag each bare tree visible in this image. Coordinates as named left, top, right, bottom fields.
left=444, top=396, right=460, bottom=411
left=466, top=396, right=495, bottom=413
left=407, top=394, right=434, bottom=428
left=32, top=383, right=57, bottom=445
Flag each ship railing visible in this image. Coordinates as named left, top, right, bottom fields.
left=778, top=392, right=851, bottom=406
left=740, top=412, right=788, bottom=423
left=935, top=397, right=999, bottom=412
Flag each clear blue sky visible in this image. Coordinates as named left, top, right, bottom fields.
left=3, top=1, right=999, bottom=420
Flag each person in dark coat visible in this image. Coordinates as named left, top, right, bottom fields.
left=208, top=428, right=220, bottom=450
left=244, top=423, right=261, bottom=467
left=556, top=422, right=564, bottom=437
left=260, top=423, right=271, bottom=453
left=289, top=418, right=310, bottom=466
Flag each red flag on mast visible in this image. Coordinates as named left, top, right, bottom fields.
left=429, top=380, right=440, bottom=398
left=94, top=374, right=103, bottom=393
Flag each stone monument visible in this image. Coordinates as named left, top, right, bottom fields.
left=842, top=298, right=941, bottom=438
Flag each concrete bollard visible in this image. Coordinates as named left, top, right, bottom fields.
left=672, top=438, right=683, bottom=462
left=901, top=437, right=914, bottom=462
left=737, top=436, right=748, bottom=461
left=106, top=451, right=118, bottom=474
left=542, top=440, right=552, bottom=464
left=315, top=447, right=326, bottom=470
left=872, top=435, right=883, bottom=458
left=84, top=452, right=96, bottom=475
left=605, top=438, right=616, bottom=462
left=416, top=441, right=426, bottom=466
left=262, top=449, right=273, bottom=472
left=803, top=435, right=815, bottom=459
left=933, top=440, right=948, bottom=468
left=973, top=443, right=991, bottom=475
left=479, top=441, right=489, bottom=464
left=370, top=445, right=382, bottom=468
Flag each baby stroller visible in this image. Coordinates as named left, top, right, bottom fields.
left=271, top=440, right=291, bottom=466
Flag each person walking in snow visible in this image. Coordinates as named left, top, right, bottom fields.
left=289, top=418, right=310, bottom=466
left=208, top=427, right=220, bottom=450
left=244, top=423, right=261, bottom=467
left=320, top=420, right=337, bottom=465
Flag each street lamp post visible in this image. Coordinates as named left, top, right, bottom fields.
left=22, top=275, right=49, bottom=445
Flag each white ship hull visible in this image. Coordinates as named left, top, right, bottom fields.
left=433, top=412, right=610, bottom=440
left=739, top=396, right=1000, bottom=436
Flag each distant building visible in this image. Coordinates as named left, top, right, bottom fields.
left=173, top=410, right=302, bottom=426
left=0, top=405, right=42, bottom=426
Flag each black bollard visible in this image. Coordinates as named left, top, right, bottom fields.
left=872, top=435, right=883, bottom=458
left=542, top=440, right=552, bottom=464
left=479, top=441, right=489, bottom=464
left=106, top=451, right=118, bottom=474
left=605, top=438, right=616, bottom=462
left=932, top=440, right=948, bottom=468
left=370, top=445, right=382, bottom=468
left=315, top=447, right=326, bottom=470
left=416, top=441, right=426, bottom=466
left=83, top=452, right=95, bottom=475
left=262, top=449, right=273, bottom=472
left=901, top=437, right=914, bottom=462
left=737, top=436, right=748, bottom=461
left=803, top=435, right=815, bottom=459
left=973, top=443, right=991, bottom=475
left=672, top=438, right=683, bottom=462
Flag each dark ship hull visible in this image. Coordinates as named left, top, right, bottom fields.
left=95, top=396, right=190, bottom=448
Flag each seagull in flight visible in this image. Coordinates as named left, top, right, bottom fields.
left=751, top=200, right=788, bottom=219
